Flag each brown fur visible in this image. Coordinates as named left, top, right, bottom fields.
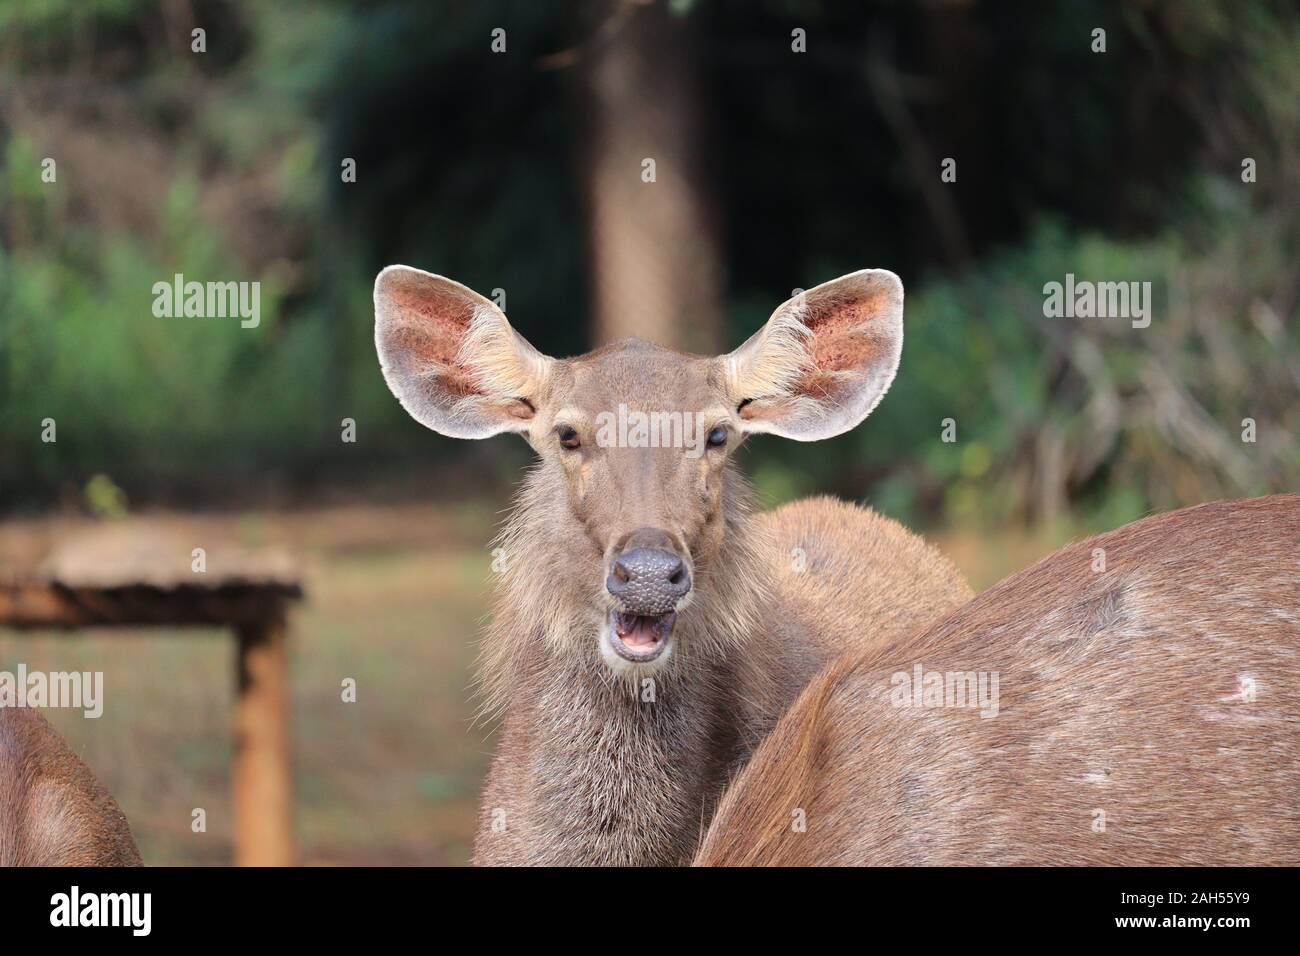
left=694, top=495, right=1300, bottom=866
left=0, top=707, right=142, bottom=866
left=375, top=265, right=972, bottom=865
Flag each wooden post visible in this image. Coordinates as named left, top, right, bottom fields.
left=232, top=611, right=294, bottom=865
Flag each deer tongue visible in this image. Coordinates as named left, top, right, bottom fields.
left=614, top=611, right=674, bottom=648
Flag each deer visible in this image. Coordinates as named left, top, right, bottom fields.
left=693, top=494, right=1300, bottom=866
left=373, top=265, right=973, bottom=865
left=0, top=706, right=142, bottom=866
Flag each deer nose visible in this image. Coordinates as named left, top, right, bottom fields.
left=606, top=548, right=691, bottom=613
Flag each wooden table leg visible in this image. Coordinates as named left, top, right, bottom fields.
left=233, top=612, right=294, bottom=865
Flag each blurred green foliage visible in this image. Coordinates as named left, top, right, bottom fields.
left=1, top=0, right=1296, bottom=524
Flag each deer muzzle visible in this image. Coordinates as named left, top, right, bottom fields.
left=603, top=543, right=691, bottom=665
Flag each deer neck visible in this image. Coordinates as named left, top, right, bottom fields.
left=477, top=467, right=769, bottom=864
left=515, top=650, right=741, bottom=864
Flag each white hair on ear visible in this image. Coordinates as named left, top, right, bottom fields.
left=459, top=304, right=552, bottom=404
left=722, top=269, right=905, bottom=441
left=724, top=306, right=814, bottom=404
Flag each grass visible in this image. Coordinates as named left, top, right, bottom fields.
left=0, top=501, right=1066, bottom=865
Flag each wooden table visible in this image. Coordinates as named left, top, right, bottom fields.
left=0, top=526, right=302, bottom=866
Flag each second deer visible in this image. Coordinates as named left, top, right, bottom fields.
left=0, top=706, right=142, bottom=866
left=695, top=494, right=1300, bottom=865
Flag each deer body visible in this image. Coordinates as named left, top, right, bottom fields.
left=374, top=265, right=971, bottom=864
left=0, top=706, right=142, bottom=866
left=694, top=495, right=1300, bottom=866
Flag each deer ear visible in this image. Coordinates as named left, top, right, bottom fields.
left=723, top=269, right=903, bottom=441
left=374, top=265, right=553, bottom=439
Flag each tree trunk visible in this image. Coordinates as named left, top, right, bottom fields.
left=578, top=0, right=725, bottom=353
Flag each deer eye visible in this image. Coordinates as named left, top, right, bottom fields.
left=706, top=425, right=728, bottom=448
left=556, top=425, right=581, bottom=450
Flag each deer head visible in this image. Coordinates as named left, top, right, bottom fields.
left=374, top=266, right=903, bottom=676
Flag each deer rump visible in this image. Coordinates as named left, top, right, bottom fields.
left=695, top=494, right=1300, bottom=867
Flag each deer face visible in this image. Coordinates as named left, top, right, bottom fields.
left=537, top=344, right=732, bottom=671
left=374, top=266, right=904, bottom=674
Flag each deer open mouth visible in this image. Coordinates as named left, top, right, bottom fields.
left=607, top=609, right=676, bottom=663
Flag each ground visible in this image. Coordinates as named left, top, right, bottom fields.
left=0, top=501, right=1065, bottom=865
